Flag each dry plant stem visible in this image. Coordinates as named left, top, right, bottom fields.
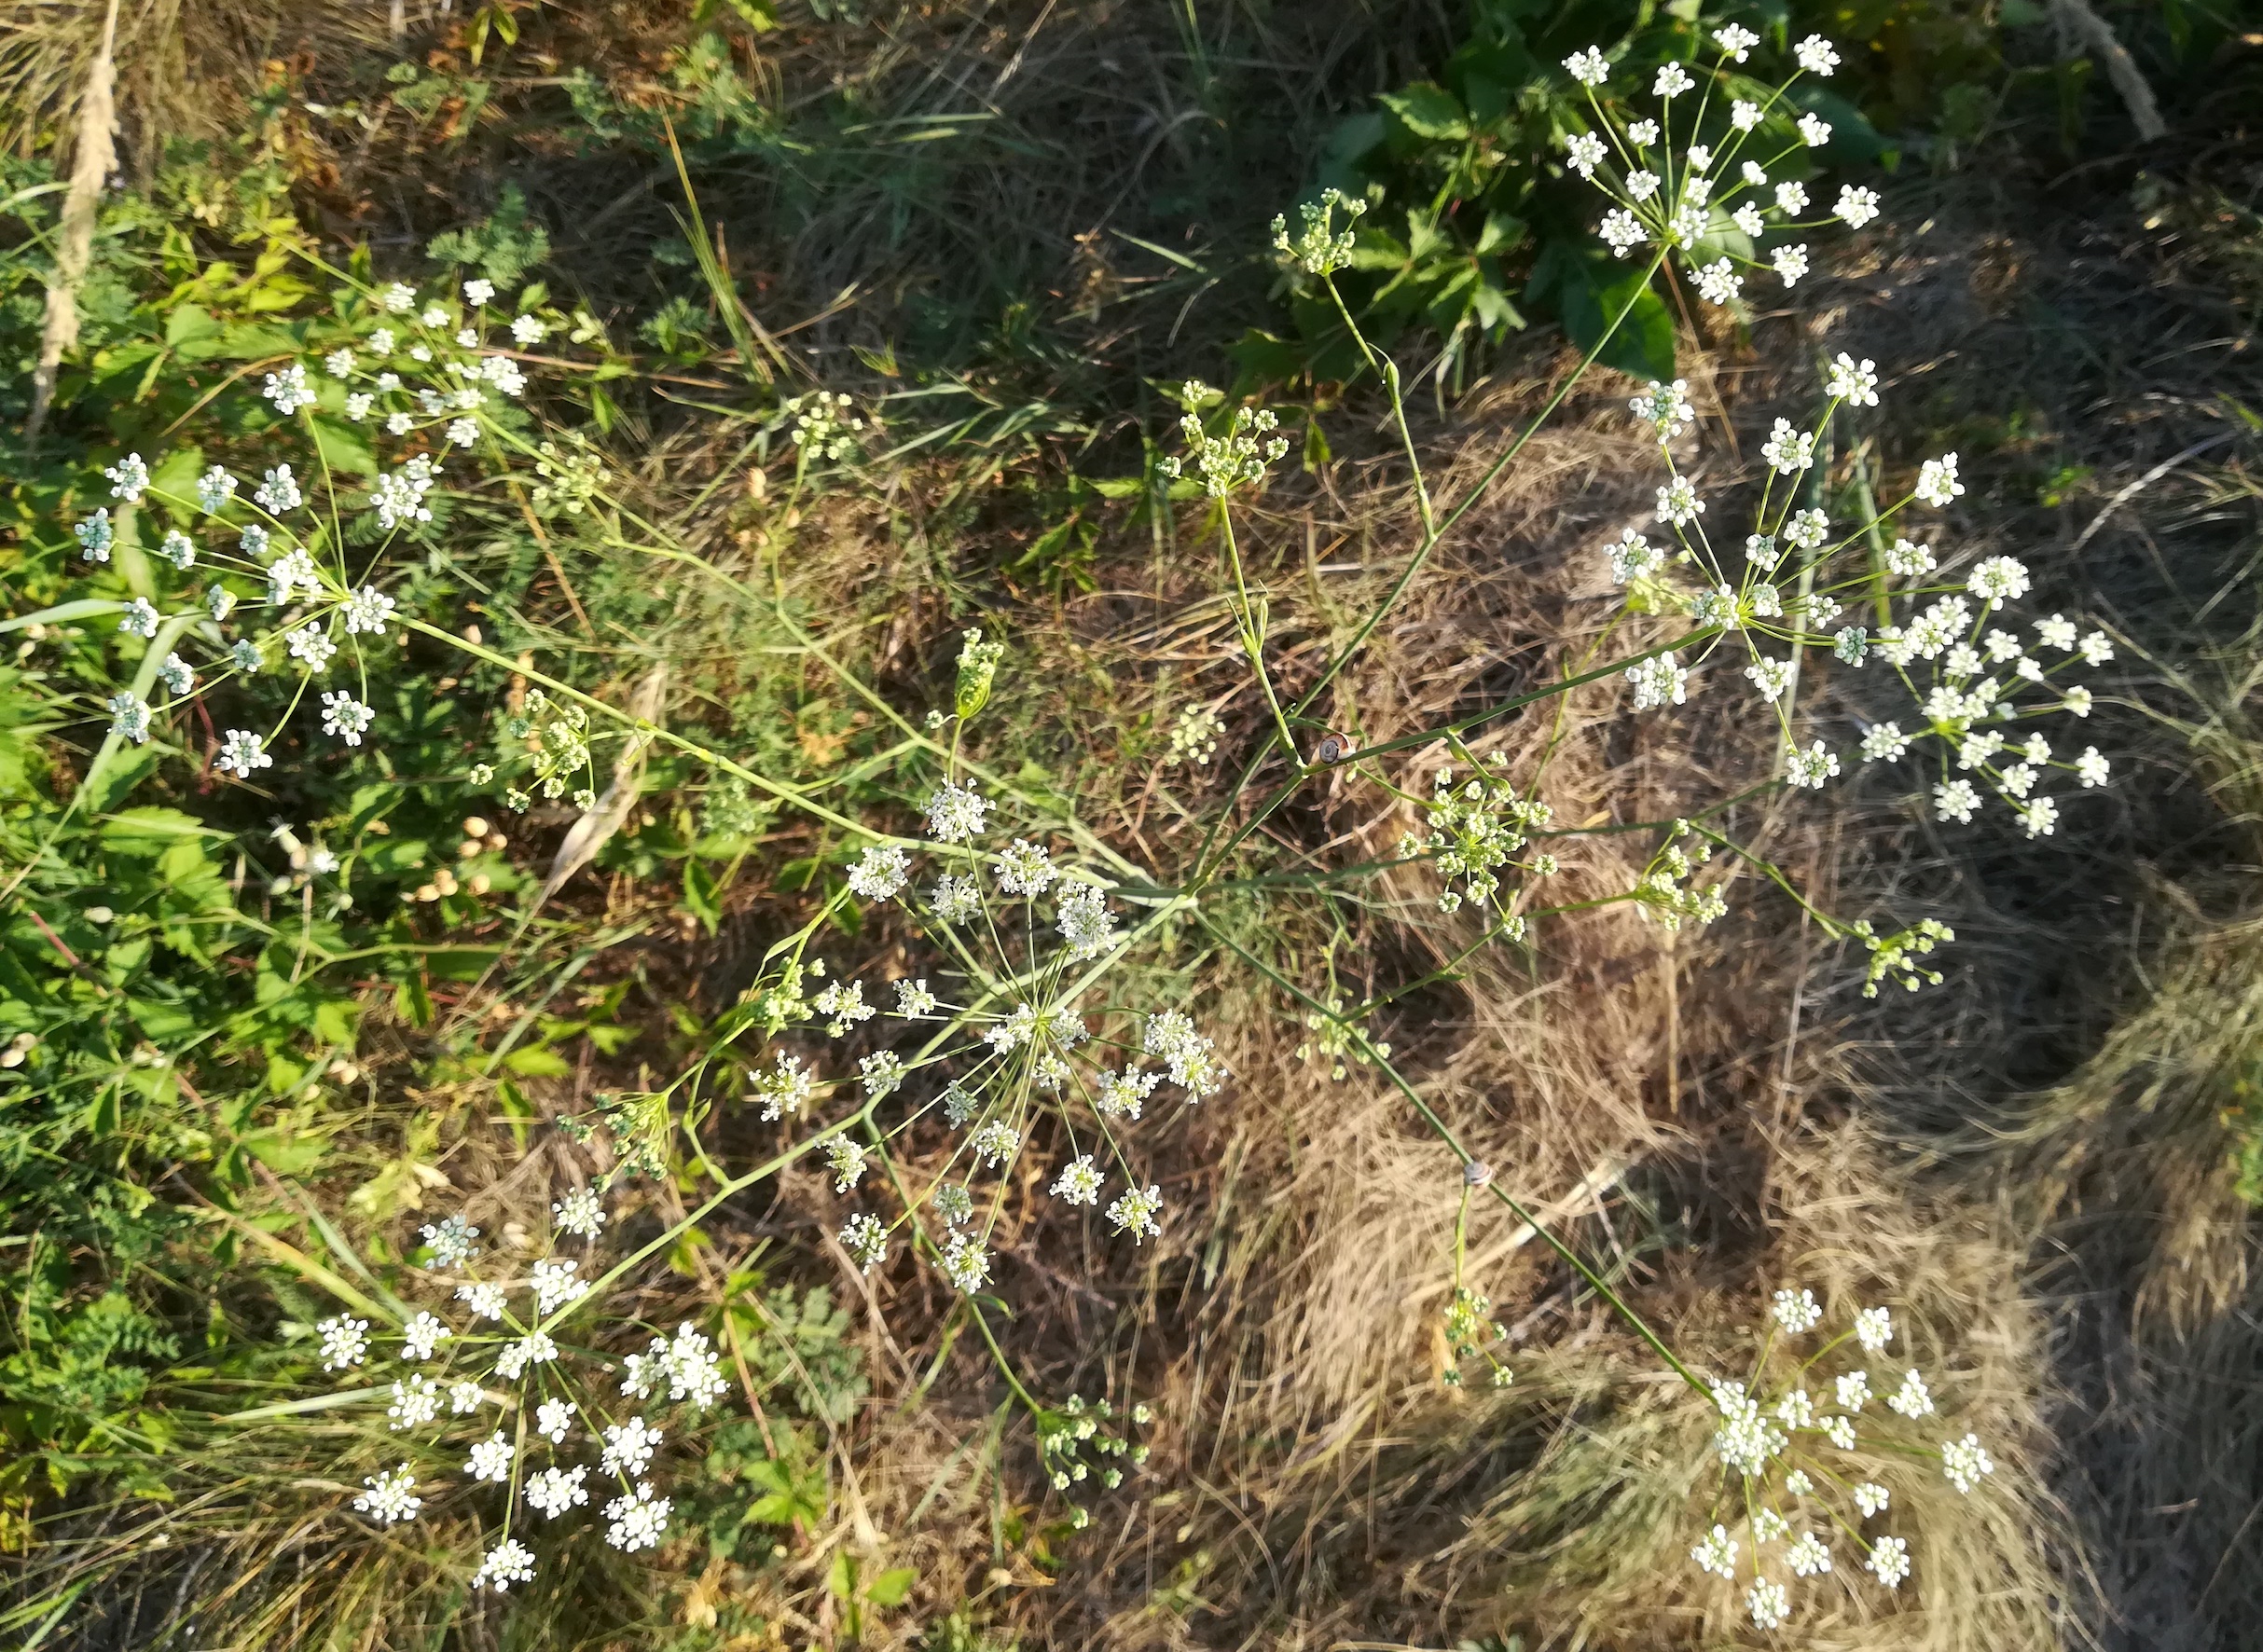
left=25, top=0, right=117, bottom=443
left=1201, top=914, right=1705, bottom=1394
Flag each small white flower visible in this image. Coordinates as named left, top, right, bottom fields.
left=343, top=585, right=397, bottom=636
left=255, top=464, right=304, bottom=514
left=841, top=1212, right=889, bottom=1273
left=1762, top=419, right=1814, bottom=475
left=1785, top=507, right=1830, bottom=551
left=603, top=1482, right=671, bottom=1552
left=2076, top=747, right=2110, bottom=788
left=448, top=1380, right=485, bottom=1414
left=536, top=1397, right=574, bottom=1444
left=969, top=1120, right=1020, bottom=1168
left=421, top=303, right=449, bottom=327
left=1855, top=1305, right=1894, bottom=1354
left=1968, top=556, right=2031, bottom=609
left=750, top=1052, right=816, bottom=1121
left=1608, top=527, right=1662, bottom=584
left=1652, top=62, right=1694, bottom=100
left=1916, top=452, right=1965, bottom=507
left=494, top=1331, right=558, bottom=1379
left=216, top=729, right=273, bottom=779
left=1773, top=244, right=1811, bottom=286
left=1625, top=652, right=1690, bottom=710
left=446, top=417, right=480, bottom=447
left=1690, top=1523, right=1739, bottom=1577
left=1563, top=47, right=1609, bottom=86
left=1835, top=1370, right=1872, bottom=1412
left=1787, top=740, right=1841, bottom=790
left=352, top=1465, right=421, bottom=1525
left=466, top=1430, right=515, bottom=1482
left=1795, top=34, right=1842, bottom=76
left=159, top=530, right=196, bottom=570
left=321, top=691, right=375, bottom=747
left=1714, top=22, right=1759, bottom=60
left=403, top=1311, right=452, bottom=1360
left=464, top=278, right=496, bottom=307
left=1823, top=1413, right=1857, bottom=1450
left=1799, top=111, right=1834, bottom=148
left=326, top=348, right=355, bottom=378
left=526, top=1464, right=590, bottom=1520
left=1732, top=201, right=1766, bottom=238
left=1732, top=100, right=1762, bottom=132
left=1826, top=352, right=1880, bottom=406
left=1853, top=1480, right=1891, bottom=1518
left=1935, top=778, right=1981, bottom=823
left=530, top=1257, right=587, bottom=1315
left=1787, top=1531, right=1833, bottom=1576
left=1835, top=184, right=1883, bottom=228
left=263, top=363, right=316, bottom=415
left=1655, top=475, right=1704, bottom=527
left=826, top=1136, right=869, bottom=1191
left=457, top=1280, right=509, bottom=1319
left=421, top=1214, right=481, bottom=1266
left=1630, top=379, right=1693, bottom=436
left=924, top=778, right=988, bottom=842
left=382, top=282, right=416, bottom=312
left=848, top=842, right=911, bottom=901
left=1869, top=1534, right=1912, bottom=1588
left=1746, top=657, right=1795, bottom=702
left=1565, top=131, right=1607, bottom=179
left=1773, top=1287, right=1823, bottom=1333
left=512, top=313, right=546, bottom=346
left=1599, top=209, right=1647, bottom=257
left=554, top=1187, right=607, bottom=1237
left=196, top=464, right=239, bottom=513
left=1107, top=1183, right=1165, bottom=1244
left=1051, top=1155, right=1105, bottom=1205
left=1941, top=1431, right=1995, bottom=1494
left=472, top=1538, right=537, bottom=1592
left=2079, top=629, right=2114, bottom=665
left=388, top=1374, right=442, bottom=1429
left=1746, top=1578, right=1790, bottom=1631
left=1693, top=258, right=1743, bottom=306
left=893, top=977, right=938, bottom=1017
left=2019, top=795, right=2060, bottom=838
left=1887, top=1368, right=1936, bottom=1418
left=941, top=1232, right=991, bottom=1292
left=105, top=452, right=150, bottom=502
left=859, top=1050, right=906, bottom=1101
left=2063, top=685, right=2095, bottom=717
left=118, top=598, right=160, bottom=640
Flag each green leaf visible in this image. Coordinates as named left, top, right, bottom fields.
left=502, top=1046, right=572, bottom=1078
left=310, top=418, right=379, bottom=477
left=1379, top=83, right=1470, bottom=142
left=241, top=1128, right=327, bottom=1177
left=865, top=1567, right=917, bottom=1608
left=682, top=858, right=722, bottom=935
left=1525, top=240, right=1674, bottom=382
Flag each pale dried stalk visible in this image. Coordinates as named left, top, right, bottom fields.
left=27, top=0, right=121, bottom=444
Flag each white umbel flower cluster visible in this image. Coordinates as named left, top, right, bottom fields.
left=1681, top=1288, right=1993, bottom=1629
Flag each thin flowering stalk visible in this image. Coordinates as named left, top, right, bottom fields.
left=1202, top=915, right=1707, bottom=1393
